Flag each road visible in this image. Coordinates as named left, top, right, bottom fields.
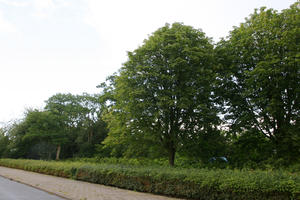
left=0, top=176, right=65, bottom=200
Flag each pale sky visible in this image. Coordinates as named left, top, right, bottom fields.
left=0, top=0, right=296, bottom=126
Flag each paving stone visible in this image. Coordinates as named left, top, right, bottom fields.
left=0, top=166, right=183, bottom=200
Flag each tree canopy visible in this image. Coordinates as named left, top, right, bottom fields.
left=1, top=94, right=107, bottom=160
left=0, top=2, right=299, bottom=167
left=101, top=23, right=221, bottom=166
left=215, top=3, right=299, bottom=163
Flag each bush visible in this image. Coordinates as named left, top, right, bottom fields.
left=0, top=159, right=299, bottom=200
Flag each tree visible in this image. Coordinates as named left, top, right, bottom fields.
left=215, top=3, right=300, bottom=163
left=2, top=110, right=65, bottom=160
left=2, top=93, right=107, bottom=160
left=5, top=118, right=32, bottom=158
left=102, top=23, right=220, bottom=166
left=228, top=130, right=273, bottom=168
left=45, top=93, right=107, bottom=158
left=0, top=128, right=9, bottom=158
left=21, top=110, right=65, bottom=160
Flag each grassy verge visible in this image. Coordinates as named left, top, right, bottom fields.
left=0, top=158, right=299, bottom=200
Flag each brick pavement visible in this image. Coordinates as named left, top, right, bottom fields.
left=0, top=166, right=183, bottom=200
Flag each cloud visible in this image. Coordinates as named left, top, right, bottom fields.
left=32, top=0, right=71, bottom=18
left=84, top=0, right=182, bottom=54
left=32, top=0, right=70, bottom=18
left=0, top=0, right=70, bottom=19
left=33, top=0, right=55, bottom=9
left=0, top=0, right=29, bottom=7
left=30, top=0, right=55, bottom=18
left=0, top=10, right=17, bottom=33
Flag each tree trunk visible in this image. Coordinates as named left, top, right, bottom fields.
left=56, top=145, right=61, bottom=160
left=88, top=130, right=93, bottom=143
left=168, top=147, right=176, bottom=167
left=48, top=152, right=52, bottom=160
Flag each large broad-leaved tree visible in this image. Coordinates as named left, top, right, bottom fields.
left=215, top=3, right=299, bottom=162
left=102, top=23, right=220, bottom=166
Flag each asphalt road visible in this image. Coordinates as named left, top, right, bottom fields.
left=0, top=176, right=65, bottom=200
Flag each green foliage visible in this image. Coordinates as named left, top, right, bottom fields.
left=6, top=110, right=66, bottom=160
left=215, top=3, right=300, bottom=163
left=101, top=23, right=220, bottom=166
left=45, top=93, right=108, bottom=159
left=180, top=130, right=228, bottom=163
left=2, top=93, right=108, bottom=160
left=0, top=2, right=299, bottom=171
left=0, top=159, right=299, bottom=200
left=0, top=128, right=9, bottom=158
left=228, top=130, right=274, bottom=169
left=4, top=119, right=30, bottom=158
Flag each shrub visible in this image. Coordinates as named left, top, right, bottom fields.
left=0, top=159, right=299, bottom=200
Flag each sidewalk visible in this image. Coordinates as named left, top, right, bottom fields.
left=0, top=166, right=183, bottom=200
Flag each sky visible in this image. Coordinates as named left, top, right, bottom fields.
left=0, top=0, right=296, bottom=126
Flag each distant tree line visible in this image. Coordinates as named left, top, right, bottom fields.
left=0, top=3, right=299, bottom=167
left=0, top=93, right=108, bottom=160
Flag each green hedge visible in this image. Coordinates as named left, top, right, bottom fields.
left=0, top=159, right=299, bottom=200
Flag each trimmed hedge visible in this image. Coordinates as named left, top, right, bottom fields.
left=0, top=159, right=299, bottom=200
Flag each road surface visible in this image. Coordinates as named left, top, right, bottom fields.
left=0, top=176, right=65, bottom=200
